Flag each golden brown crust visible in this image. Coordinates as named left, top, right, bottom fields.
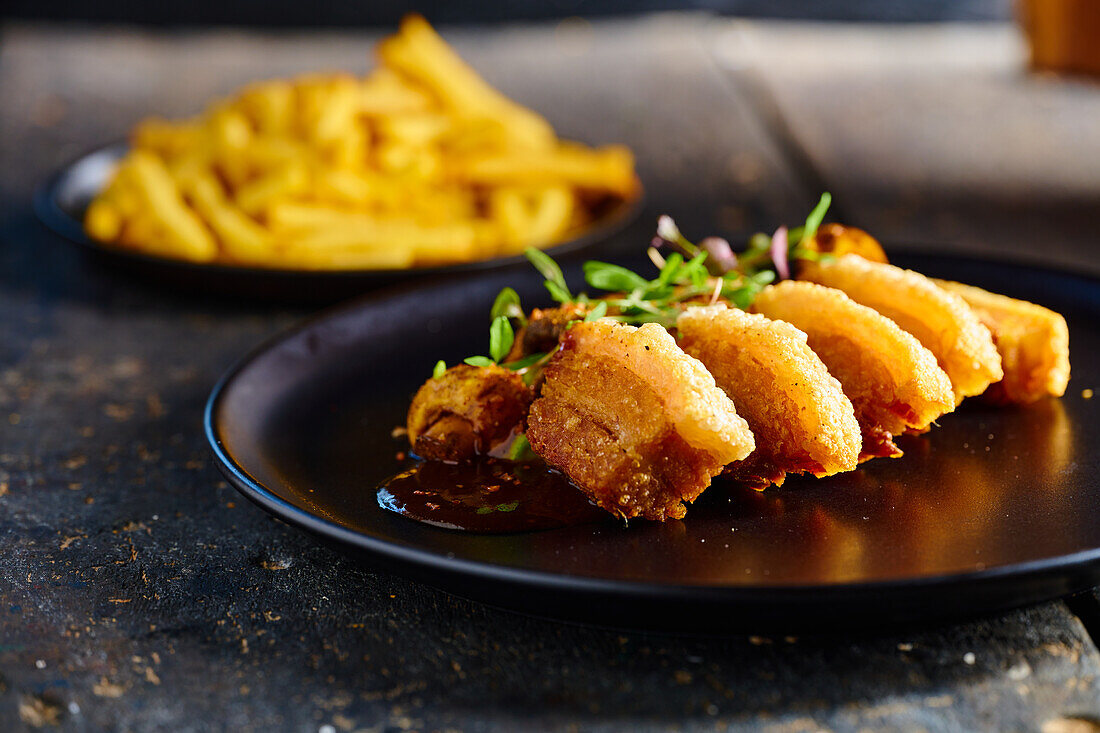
left=406, top=364, right=533, bottom=461
left=798, top=224, right=889, bottom=267
left=801, top=254, right=1002, bottom=404
left=676, top=305, right=861, bottom=487
left=752, top=281, right=955, bottom=457
left=526, top=320, right=754, bottom=520
left=933, top=279, right=1070, bottom=404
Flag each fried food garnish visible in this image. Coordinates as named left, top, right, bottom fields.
left=933, top=279, right=1070, bottom=404
left=753, top=281, right=955, bottom=458
left=676, top=305, right=861, bottom=488
left=798, top=223, right=888, bottom=266
left=506, top=303, right=587, bottom=361
left=526, top=320, right=754, bottom=520
left=801, top=254, right=1002, bottom=404
left=407, top=364, right=533, bottom=461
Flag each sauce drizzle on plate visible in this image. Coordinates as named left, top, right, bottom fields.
left=377, top=458, right=607, bottom=533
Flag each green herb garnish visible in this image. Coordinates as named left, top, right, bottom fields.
left=443, top=196, right=835, bottom=376
left=584, top=301, right=608, bottom=322
left=432, top=360, right=446, bottom=379
left=463, top=315, right=515, bottom=367
left=490, top=287, right=527, bottom=326
left=507, top=434, right=536, bottom=462
left=525, top=248, right=572, bottom=303
left=800, top=192, right=832, bottom=248
left=476, top=500, right=521, bottom=514
left=489, top=316, right=514, bottom=363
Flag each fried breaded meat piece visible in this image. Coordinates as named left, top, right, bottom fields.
left=676, top=305, right=861, bottom=488
left=934, top=279, right=1070, bottom=404
left=801, top=254, right=1002, bottom=404
left=407, top=364, right=533, bottom=461
left=798, top=223, right=889, bottom=266
left=505, top=303, right=587, bottom=361
left=753, top=281, right=955, bottom=458
left=526, top=320, right=754, bottom=521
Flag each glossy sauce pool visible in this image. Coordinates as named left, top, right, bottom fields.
left=377, top=458, right=608, bottom=533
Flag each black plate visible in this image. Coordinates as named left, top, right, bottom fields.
left=206, top=253, right=1100, bottom=632
left=35, top=143, right=641, bottom=303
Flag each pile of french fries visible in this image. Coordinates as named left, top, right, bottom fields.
left=84, top=15, right=639, bottom=270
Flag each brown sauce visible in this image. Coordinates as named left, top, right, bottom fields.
left=377, top=458, right=608, bottom=533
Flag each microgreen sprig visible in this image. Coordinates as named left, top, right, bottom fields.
left=464, top=315, right=516, bottom=367
left=740, top=192, right=833, bottom=278
left=525, top=248, right=572, bottom=304
left=490, top=287, right=527, bottom=326
left=441, top=195, right=834, bottom=379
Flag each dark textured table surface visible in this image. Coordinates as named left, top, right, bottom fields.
left=3, top=15, right=1100, bottom=732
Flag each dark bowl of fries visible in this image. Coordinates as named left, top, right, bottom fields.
left=35, top=15, right=641, bottom=302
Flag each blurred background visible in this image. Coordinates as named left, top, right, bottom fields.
left=6, top=0, right=1011, bottom=26
left=4, top=0, right=1099, bottom=277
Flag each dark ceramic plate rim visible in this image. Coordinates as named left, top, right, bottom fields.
left=34, top=142, right=643, bottom=280
left=204, top=251, right=1100, bottom=608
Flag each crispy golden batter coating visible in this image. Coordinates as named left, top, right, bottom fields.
left=753, top=281, right=955, bottom=458
left=801, top=254, right=1002, bottom=404
left=406, top=364, right=533, bottom=461
left=934, top=279, right=1070, bottom=404
left=676, top=305, right=861, bottom=488
left=526, top=320, right=754, bottom=520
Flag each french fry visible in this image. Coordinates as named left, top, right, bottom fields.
left=84, top=200, right=123, bottom=242
left=328, top=125, right=369, bottom=169
left=375, top=113, right=451, bottom=146
left=526, top=185, right=574, bottom=247
left=377, top=14, right=556, bottom=151
left=238, top=80, right=294, bottom=136
left=127, top=151, right=217, bottom=262
left=186, top=174, right=273, bottom=264
left=359, top=68, right=435, bottom=115
left=489, top=186, right=574, bottom=254
left=267, top=202, right=362, bottom=231
left=489, top=187, right=529, bottom=252
left=166, top=151, right=211, bottom=191
left=281, top=218, right=475, bottom=268
left=458, top=144, right=637, bottom=197
left=207, top=107, right=253, bottom=187
left=131, top=118, right=203, bottom=159
left=277, top=243, right=415, bottom=270
left=376, top=142, right=441, bottom=180
left=235, top=162, right=309, bottom=216
left=96, top=163, right=141, bottom=219
left=118, top=216, right=161, bottom=250
left=239, top=136, right=311, bottom=173
left=311, top=168, right=381, bottom=206
left=83, top=15, right=638, bottom=270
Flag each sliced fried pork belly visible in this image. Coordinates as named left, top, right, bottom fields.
left=801, top=254, right=1002, bottom=404
left=934, top=279, right=1070, bottom=404
left=753, top=281, right=955, bottom=458
left=526, top=320, right=754, bottom=521
left=407, top=364, right=533, bottom=461
left=676, top=305, right=861, bottom=488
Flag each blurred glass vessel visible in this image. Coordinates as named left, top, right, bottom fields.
left=1021, top=0, right=1100, bottom=77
